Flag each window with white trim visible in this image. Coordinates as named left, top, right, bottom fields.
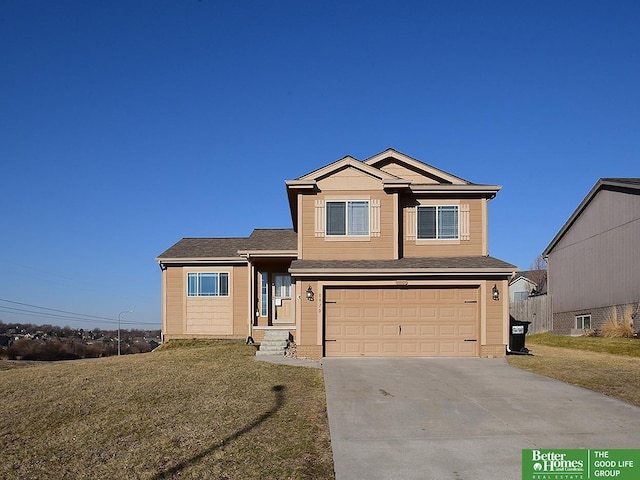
left=260, top=273, right=268, bottom=315
left=187, top=272, right=229, bottom=297
left=576, top=314, right=591, bottom=329
left=417, top=205, right=459, bottom=240
left=274, top=274, right=291, bottom=298
left=326, top=200, right=369, bottom=236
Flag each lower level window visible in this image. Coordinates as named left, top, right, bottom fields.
left=187, top=272, right=229, bottom=297
left=576, top=314, right=591, bottom=329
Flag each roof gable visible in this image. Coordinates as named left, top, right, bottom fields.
left=289, top=156, right=401, bottom=185
left=543, top=178, right=640, bottom=256
left=363, top=148, right=470, bottom=185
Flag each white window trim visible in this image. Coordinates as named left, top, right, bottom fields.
left=415, top=202, right=461, bottom=243
left=406, top=201, right=468, bottom=243
left=274, top=274, right=292, bottom=299
left=186, top=272, right=230, bottom=297
left=324, top=198, right=371, bottom=239
left=576, top=314, right=592, bottom=330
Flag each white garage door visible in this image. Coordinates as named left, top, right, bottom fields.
left=324, top=287, right=479, bottom=357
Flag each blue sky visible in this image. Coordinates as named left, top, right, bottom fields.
left=1, top=1, right=638, bottom=329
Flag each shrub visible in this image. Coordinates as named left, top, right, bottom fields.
left=601, top=305, right=636, bottom=338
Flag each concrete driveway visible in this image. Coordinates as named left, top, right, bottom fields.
left=323, top=357, right=640, bottom=480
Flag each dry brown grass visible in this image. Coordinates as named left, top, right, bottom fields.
left=0, top=340, right=335, bottom=480
left=507, top=343, right=640, bottom=407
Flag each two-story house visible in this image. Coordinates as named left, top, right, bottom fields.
left=156, top=149, right=517, bottom=358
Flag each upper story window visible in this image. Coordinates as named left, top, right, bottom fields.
left=187, top=272, right=229, bottom=297
left=326, top=200, right=369, bottom=236
left=417, top=205, right=459, bottom=240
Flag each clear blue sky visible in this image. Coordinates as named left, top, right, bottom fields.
left=1, top=1, right=638, bottom=329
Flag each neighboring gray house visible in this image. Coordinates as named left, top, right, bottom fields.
left=542, top=178, right=640, bottom=334
left=509, top=270, right=546, bottom=302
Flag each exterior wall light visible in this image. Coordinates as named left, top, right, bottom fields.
left=306, top=286, right=315, bottom=301
left=492, top=284, right=500, bottom=301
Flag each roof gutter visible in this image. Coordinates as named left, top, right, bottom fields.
left=289, top=268, right=515, bottom=278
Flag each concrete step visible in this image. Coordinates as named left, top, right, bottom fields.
left=259, top=344, right=288, bottom=352
left=260, top=340, right=288, bottom=347
left=255, top=349, right=285, bottom=356
left=256, top=330, right=290, bottom=356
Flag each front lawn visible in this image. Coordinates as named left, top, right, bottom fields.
left=0, top=340, right=335, bottom=479
left=507, top=334, right=640, bottom=407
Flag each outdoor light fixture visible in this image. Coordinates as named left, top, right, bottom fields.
left=306, top=286, right=315, bottom=301
left=492, top=284, right=500, bottom=301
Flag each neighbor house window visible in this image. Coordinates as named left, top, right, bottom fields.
left=576, top=314, right=591, bottom=329
left=514, top=291, right=528, bottom=302
left=326, top=200, right=369, bottom=236
left=417, top=205, right=459, bottom=239
left=187, top=272, right=229, bottom=297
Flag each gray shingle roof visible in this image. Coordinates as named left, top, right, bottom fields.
left=601, top=178, right=640, bottom=186
left=157, top=229, right=297, bottom=259
left=290, top=256, right=517, bottom=272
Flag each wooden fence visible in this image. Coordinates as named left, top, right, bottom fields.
left=510, top=294, right=552, bottom=334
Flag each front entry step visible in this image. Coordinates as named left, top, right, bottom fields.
left=256, top=330, right=290, bottom=356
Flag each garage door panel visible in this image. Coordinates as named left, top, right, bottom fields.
left=401, top=325, right=418, bottom=336
left=325, top=287, right=478, bottom=357
left=383, top=307, right=399, bottom=318
left=344, top=325, right=362, bottom=337
left=459, top=324, right=475, bottom=336
left=459, top=342, right=477, bottom=355
left=381, top=325, right=397, bottom=336
left=438, top=324, right=456, bottom=336
left=420, top=325, right=437, bottom=336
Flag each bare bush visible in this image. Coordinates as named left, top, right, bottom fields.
left=601, top=305, right=636, bottom=338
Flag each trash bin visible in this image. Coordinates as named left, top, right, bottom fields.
left=508, top=316, right=531, bottom=355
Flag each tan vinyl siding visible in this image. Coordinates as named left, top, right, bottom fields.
left=165, top=267, right=185, bottom=336
left=299, top=280, right=319, bottom=347
left=485, top=279, right=507, bottom=345
left=377, top=163, right=440, bottom=184
left=403, top=198, right=484, bottom=257
left=233, top=265, right=249, bottom=337
left=301, top=191, right=395, bottom=260
left=316, top=167, right=382, bottom=191
left=163, top=265, right=249, bottom=339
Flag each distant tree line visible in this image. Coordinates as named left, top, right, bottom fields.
left=0, top=321, right=161, bottom=361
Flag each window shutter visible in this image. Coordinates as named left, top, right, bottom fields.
left=371, top=199, right=381, bottom=237
left=315, top=199, right=325, bottom=237
left=405, top=206, right=416, bottom=241
left=460, top=203, right=470, bottom=240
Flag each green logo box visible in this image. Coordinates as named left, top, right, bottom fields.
left=522, top=449, right=640, bottom=479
